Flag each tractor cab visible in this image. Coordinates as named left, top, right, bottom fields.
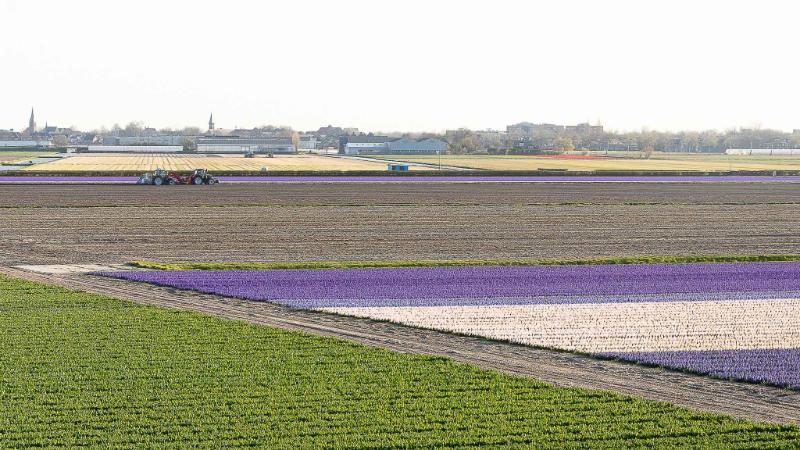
left=190, top=168, right=218, bottom=185
left=139, top=168, right=170, bottom=185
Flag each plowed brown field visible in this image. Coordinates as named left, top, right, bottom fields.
left=2, top=182, right=800, bottom=265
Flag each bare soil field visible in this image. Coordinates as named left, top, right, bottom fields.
left=3, top=183, right=800, bottom=265
left=4, top=182, right=800, bottom=208
left=2, top=265, right=798, bottom=425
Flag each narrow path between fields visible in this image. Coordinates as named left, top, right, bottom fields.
left=3, top=265, right=798, bottom=426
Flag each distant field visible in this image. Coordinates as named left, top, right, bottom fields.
left=377, top=153, right=800, bottom=171
left=3, top=275, right=798, bottom=447
left=0, top=151, right=56, bottom=164
left=5, top=183, right=800, bottom=266
left=20, top=153, right=408, bottom=172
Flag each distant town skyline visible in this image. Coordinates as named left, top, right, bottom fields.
left=3, top=0, right=800, bottom=133
left=6, top=108, right=799, bottom=135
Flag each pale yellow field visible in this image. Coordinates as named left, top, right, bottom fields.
left=381, top=154, right=800, bottom=171
left=21, top=154, right=411, bottom=172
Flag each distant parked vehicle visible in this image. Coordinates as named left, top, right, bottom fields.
left=137, top=168, right=218, bottom=185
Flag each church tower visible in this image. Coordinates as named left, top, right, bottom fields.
left=28, top=108, right=36, bottom=134
left=208, top=113, right=214, bottom=133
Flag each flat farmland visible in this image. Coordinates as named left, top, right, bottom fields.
left=5, top=181, right=800, bottom=207
left=20, top=153, right=402, bottom=172
left=6, top=182, right=800, bottom=431
left=381, top=154, right=800, bottom=171
left=0, top=151, right=56, bottom=163
left=3, top=182, right=800, bottom=265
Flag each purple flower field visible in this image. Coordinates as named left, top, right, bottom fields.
left=97, top=261, right=800, bottom=390
left=0, top=176, right=138, bottom=183
left=601, top=349, right=800, bottom=389
left=3, top=175, right=800, bottom=183
left=100, top=262, right=800, bottom=307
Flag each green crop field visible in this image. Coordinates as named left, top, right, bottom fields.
left=1, top=275, right=798, bottom=447
left=131, top=253, right=800, bottom=271
left=0, top=150, right=56, bottom=164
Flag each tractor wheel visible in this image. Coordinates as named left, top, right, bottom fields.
left=192, top=176, right=204, bottom=185
left=153, top=177, right=164, bottom=186
left=168, top=178, right=177, bottom=185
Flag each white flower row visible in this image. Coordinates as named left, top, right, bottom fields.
left=323, top=298, right=800, bottom=353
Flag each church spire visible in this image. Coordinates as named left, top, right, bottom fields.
left=28, top=108, right=36, bottom=134
left=208, top=113, right=214, bottom=133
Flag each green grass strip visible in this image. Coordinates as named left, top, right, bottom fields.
left=1, top=274, right=798, bottom=447
left=129, top=253, right=800, bottom=271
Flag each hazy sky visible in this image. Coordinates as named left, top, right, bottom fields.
left=2, top=0, right=799, bottom=133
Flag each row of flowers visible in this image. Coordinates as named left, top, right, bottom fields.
left=97, top=262, right=800, bottom=389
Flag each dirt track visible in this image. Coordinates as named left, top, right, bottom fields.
left=2, top=265, right=798, bottom=425
left=4, top=183, right=800, bottom=265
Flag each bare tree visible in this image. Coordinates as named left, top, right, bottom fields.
left=182, top=137, right=197, bottom=152
left=553, top=136, right=574, bottom=153
left=447, top=129, right=479, bottom=154
left=51, top=135, right=68, bottom=147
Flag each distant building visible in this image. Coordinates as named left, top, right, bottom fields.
left=317, top=125, right=345, bottom=136
left=196, top=136, right=295, bottom=154
left=506, top=122, right=565, bottom=135
left=84, top=145, right=183, bottom=153
left=386, top=137, right=447, bottom=154
left=342, top=135, right=447, bottom=155
left=342, top=134, right=392, bottom=155
left=105, top=135, right=186, bottom=146
left=0, top=140, right=51, bottom=148
left=565, top=123, right=604, bottom=134
left=298, top=134, right=319, bottom=150
left=726, top=148, right=800, bottom=156
left=27, top=108, right=36, bottom=135
left=0, top=129, right=21, bottom=140
left=40, top=124, right=73, bottom=138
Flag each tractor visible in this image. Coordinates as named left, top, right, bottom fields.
left=188, top=168, right=219, bottom=185
left=137, top=168, right=218, bottom=185
left=137, top=168, right=175, bottom=185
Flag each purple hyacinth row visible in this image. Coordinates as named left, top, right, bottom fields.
left=3, top=175, right=800, bottom=183
left=99, top=262, right=800, bottom=307
left=0, top=176, right=138, bottom=183
left=601, top=349, right=800, bottom=389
